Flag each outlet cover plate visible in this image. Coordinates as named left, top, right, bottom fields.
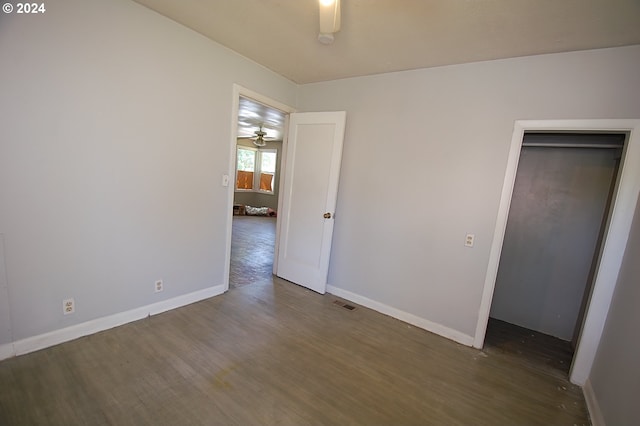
left=465, top=234, right=475, bottom=247
left=63, top=298, right=75, bottom=315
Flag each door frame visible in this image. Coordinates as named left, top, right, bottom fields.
left=474, top=119, right=640, bottom=386
left=222, top=85, right=296, bottom=292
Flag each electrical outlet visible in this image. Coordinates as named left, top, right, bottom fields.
left=465, top=233, right=475, bottom=248
left=154, top=280, right=163, bottom=293
left=63, top=298, right=75, bottom=315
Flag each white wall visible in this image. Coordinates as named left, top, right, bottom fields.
left=0, top=236, right=11, bottom=351
left=298, top=46, right=640, bottom=340
left=0, top=0, right=296, bottom=348
left=587, top=198, right=640, bottom=425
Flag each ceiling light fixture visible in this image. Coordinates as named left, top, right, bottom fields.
left=252, top=126, right=268, bottom=147
left=318, top=0, right=340, bottom=45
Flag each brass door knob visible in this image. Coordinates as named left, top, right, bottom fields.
left=323, top=212, right=332, bottom=219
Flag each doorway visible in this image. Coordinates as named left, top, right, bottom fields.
left=485, top=133, right=623, bottom=375
left=230, top=96, right=285, bottom=289
left=475, top=119, right=640, bottom=385
left=225, top=89, right=294, bottom=290
left=224, top=86, right=348, bottom=295
left=229, top=109, right=350, bottom=293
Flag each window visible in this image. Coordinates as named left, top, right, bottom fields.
left=236, top=146, right=277, bottom=194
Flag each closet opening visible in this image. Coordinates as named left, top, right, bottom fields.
left=485, top=132, right=625, bottom=377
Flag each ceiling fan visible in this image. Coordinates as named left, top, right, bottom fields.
left=239, top=125, right=275, bottom=147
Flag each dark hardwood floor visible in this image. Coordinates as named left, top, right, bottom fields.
left=230, top=216, right=276, bottom=288
left=0, top=216, right=590, bottom=425
left=484, top=318, right=575, bottom=380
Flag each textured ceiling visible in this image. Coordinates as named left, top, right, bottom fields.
left=133, top=0, right=640, bottom=84
left=237, top=96, right=287, bottom=142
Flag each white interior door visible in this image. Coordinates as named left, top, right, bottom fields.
left=276, top=111, right=346, bottom=294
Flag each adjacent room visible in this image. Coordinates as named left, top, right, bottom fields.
left=1, top=0, right=639, bottom=424
left=229, top=97, right=284, bottom=289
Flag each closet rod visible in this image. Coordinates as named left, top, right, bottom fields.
left=522, top=143, right=623, bottom=149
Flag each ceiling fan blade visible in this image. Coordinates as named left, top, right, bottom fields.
left=238, top=135, right=278, bottom=140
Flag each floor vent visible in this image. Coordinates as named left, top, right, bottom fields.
left=333, top=300, right=356, bottom=311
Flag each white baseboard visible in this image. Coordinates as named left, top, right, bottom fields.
left=1, top=285, right=225, bottom=361
left=326, top=285, right=474, bottom=347
left=583, top=379, right=605, bottom=426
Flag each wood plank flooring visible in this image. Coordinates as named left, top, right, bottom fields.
left=484, top=318, right=575, bottom=381
left=0, top=217, right=590, bottom=425
left=229, top=216, right=276, bottom=288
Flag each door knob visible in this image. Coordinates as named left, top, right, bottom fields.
left=323, top=212, right=332, bottom=219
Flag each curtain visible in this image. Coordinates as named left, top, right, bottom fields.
left=260, top=173, right=274, bottom=191
left=236, top=171, right=254, bottom=189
